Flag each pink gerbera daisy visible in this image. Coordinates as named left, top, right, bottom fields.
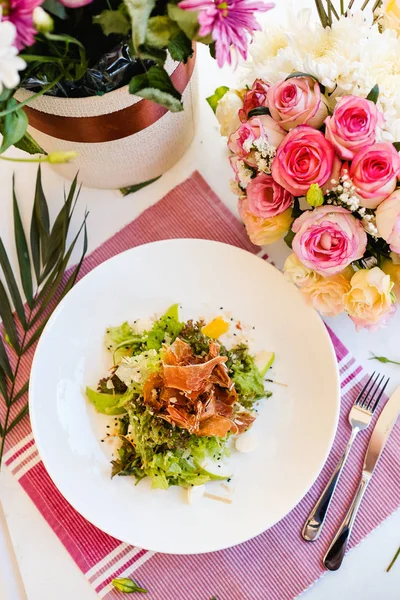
left=178, top=0, right=274, bottom=67
left=2, top=0, right=44, bottom=50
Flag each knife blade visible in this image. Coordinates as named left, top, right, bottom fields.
left=364, top=384, right=400, bottom=476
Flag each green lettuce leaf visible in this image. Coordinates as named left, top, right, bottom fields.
left=86, top=387, right=126, bottom=415
left=228, top=345, right=270, bottom=408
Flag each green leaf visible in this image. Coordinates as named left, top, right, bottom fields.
left=136, top=45, right=167, bottom=66
left=30, top=212, right=88, bottom=327
left=86, top=387, right=126, bottom=415
left=145, top=16, right=180, bottom=48
left=120, top=175, right=161, bottom=196
left=13, top=178, right=33, bottom=308
left=129, top=65, right=183, bottom=112
left=42, top=0, right=67, bottom=19
left=23, top=321, right=48, bottom=353
left=284, top=229, right=295, bottom=249
left=13, top=131, right=46, bottom=156
left=93, top=9, right=131, bottom=36
left=0, top=282, right=19, bottom=353
left=0, top=368, right=8, bottom=406
left=0, top=99, right=28, bottom=153
left=0, top=238, right=26, bottom=327
left=40, top=175, right=79, bottom=283
left=111, top=578, right=148, bottom=594
left=393, top=142, right=400, bottom=152
left=167, top=3, right=199, bottom=39
left=32, top=166, right=50, bottom=278
left=11, top=381, right=29, bottom=405
left=0, top=335, right=13, bottom=381
left=366, top=84, right=379, bottom=104
left=123, top=0, right=155, bottom=52
left=168, top=31, right=193, bottom=63
left=206, top=86, right=229, bottom=114
left=247, top=106, right=271, bottom=118
left=5, top=403, right=29, bottom=435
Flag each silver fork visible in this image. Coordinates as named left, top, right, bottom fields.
left=302, top=372, right=389, bottom=542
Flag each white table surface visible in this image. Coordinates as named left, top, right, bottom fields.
left=1, top=4, right=400, bottom=597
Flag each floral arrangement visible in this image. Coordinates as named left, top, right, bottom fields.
left=0, top=0, right=272, bottom=161
left=214, top=0, right=400, bottom=331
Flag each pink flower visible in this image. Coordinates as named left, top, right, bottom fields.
left=271, top=125, right=341, bottom=197
left=59, top=0, right=93, bottom=7
left=239, top=197, right=292, bottom=245
left=239, top=79, right=269, bottom=122
left=344, top=267, right=396, bottom=330
left=246, top=173, right=293, bottom=218
left=178, top=0, right=274, bottom=67
left=376, top=189, right=400, bottom=253
left=267, top=76, right=328, bottom=132
left=292, top=205, right=367, bottom=276
left=3, top=0, right=44, bottom=49
left=325, top=96, right=384, bottom=160
left=228, top=115, right=286, bottom=167
left=349, top=142, right=400, bottom=209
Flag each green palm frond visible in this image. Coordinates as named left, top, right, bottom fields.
left=0, top=167, right=88, bottom=466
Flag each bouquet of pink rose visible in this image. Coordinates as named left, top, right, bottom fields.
left=212, top=5, right=400, bottom=331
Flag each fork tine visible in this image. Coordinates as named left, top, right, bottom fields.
left=370, top=376, right=390, bottom=413
left=355, top=372, right=375, bottom=406
left=363, top=373, right=385, bottom=410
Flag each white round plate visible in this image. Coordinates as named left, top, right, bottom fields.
left=30, top=239, right=340, bottom=554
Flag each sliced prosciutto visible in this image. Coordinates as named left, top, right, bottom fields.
left=163, top=355, right=228, bottom=392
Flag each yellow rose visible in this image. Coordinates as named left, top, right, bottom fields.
left=284, top=253, right=320, bottom=288
left=380, top=0, right=400, bottom=32
left=381, top=258, right=400, bottom=298
left=239, top=198, right=293, bottom=245
left=344, top=267, right=395, bottom=330
left=301, top=274, right=351, bottom=317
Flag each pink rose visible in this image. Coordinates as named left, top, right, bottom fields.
left=246, top=173, right=293, bottom=218
left=325, top=96, right=384, bottom=160
left=239, top=197, right=293, bottom=245
left=376, top=189, right=400, bottom=253
left=292, top=205, right=367, bottom=276
left=267, top=76, right=328, bottom=132
left=228, top=115, right=286, bottom=167
left=349, top=142, right=400, bottom=209
left=239, top=79, right=270, bottom=122
left=271, top=125, right=341, bottom=196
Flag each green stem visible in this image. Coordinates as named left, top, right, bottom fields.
left=0, top=76, right=62, bottom=118
left=0, top=156, right=48, bottom=163
left=387, top=547, right=400, bottom=572
left=340, top=0, right=344, bottom=13
left=361, top=0, right=371, bottom=9
left=369, top=353, right=400, bottom=366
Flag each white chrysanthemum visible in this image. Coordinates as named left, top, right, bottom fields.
left=0, top=20, right=25, bottom=94
left=249, top=25, right=289, bottom=67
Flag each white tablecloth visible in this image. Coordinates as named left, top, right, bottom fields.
left=1, top=13, right=400, bottom=600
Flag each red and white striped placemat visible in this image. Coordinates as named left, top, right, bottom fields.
left=3, top=172, right=400, bottom=600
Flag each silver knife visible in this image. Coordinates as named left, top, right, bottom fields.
left=324, top=383, right=400, bottom=571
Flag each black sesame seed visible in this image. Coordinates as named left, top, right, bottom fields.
left=220, top=306, right=223, bottom=310
left=227, top=478, right=231, bottom=482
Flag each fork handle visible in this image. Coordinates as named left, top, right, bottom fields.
left=323, top=473, right=370, bottom=571
left=302, top=428, right=359, bottom=542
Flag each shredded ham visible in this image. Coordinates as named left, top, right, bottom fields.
left=142, top=338, right=255, bottom=438
left=163, top=356, right=228, bottom=393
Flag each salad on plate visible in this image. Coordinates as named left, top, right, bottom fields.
left=86, top=305, right=274, bottom=491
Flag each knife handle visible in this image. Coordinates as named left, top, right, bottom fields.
left=323, top=473, right=370, bottom=571
left=302, top=428, right=359, bottom=542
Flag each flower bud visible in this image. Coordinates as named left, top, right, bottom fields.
left=306, top=183, right=324, bottom=207
left=47, top=151, right=78, bottom=164
left=33, top=7, right=54, bottom=33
